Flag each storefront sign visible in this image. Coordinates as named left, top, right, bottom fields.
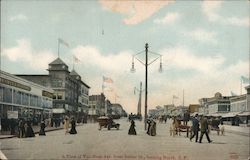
left=7, top=111, right=19, bottom=119
left=42, top=90, right=53, bottom=98
left=0, top=77, right=31, bottom=91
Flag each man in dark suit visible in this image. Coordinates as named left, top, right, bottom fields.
left=190, top=114, right=199, bottom=142
left=199, top=115, right=212, bottom=143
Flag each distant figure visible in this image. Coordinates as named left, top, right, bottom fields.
left=128, top=120, right=136, bottom=135
left=149, top=120, right=156, bottom=136
left=25, top=121, right=35, bottom=138
left=39, top=121, right=46, bottom=136
left=199, top=116, right=212, bottom=143
left=63, top=116, right=70, bottom=135
left=190, top=114, right=200, bottom=142
left=146, top=119, right=152, bottom=135
left=69, top=117, right=77, bottom=134
left=18, top=119, right=25, bottom=138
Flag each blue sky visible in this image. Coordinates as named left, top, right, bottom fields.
left=1, top=0, right=249, bottom=114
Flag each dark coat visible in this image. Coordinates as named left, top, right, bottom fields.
left=200, top=117, right=209, bottom=132
left=192, top=117, right=200, bottom=131
left=69, top=119, right=77, bottom=134
left=39, top=122, right=46, bottom=136
left=128, top=120, right=136, bottom=135
left=25, top=121, right=35, bottom=137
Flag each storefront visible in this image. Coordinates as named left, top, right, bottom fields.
left=0, top=71, right=53, bottom=131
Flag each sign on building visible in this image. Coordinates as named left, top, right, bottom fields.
left=7, top=111, right=18, bottom=119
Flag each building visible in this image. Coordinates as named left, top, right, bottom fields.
left=111, top=103, right=127, bottom=118
left=88, top=93, right=106, bottom=122
left=189, top=104, right=200, bottom=113
left=0, top=70, right=53, bottom=131
left=17, top=57, right=90, bottom=119
left=199, top=92, right=231, bottom=116
left=163, top=104, right=175, bottom=116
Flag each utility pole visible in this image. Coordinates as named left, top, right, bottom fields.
left=145, top=43, right=148, bottom=131
left=137, top=82, right=142, bottom=116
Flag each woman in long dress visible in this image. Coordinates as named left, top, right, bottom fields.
left=63, top=116, right=70, bottom=135
left=128, top=120, right=136, bottom=135
left=69, top=117, right=77, bottom=134
left=39, top=121, right=46, bottom=136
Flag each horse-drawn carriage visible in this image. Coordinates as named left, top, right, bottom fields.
left=97, top=116, right=120, bottom=130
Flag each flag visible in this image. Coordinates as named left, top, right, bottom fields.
left=58, top=38, right=69, bottom=47
left=73, top=55, right=80, bottom=63
left=241, top=76, right=250, bottom=84
left=173, top=95, right=178, bottom=99
left=230, top=91, right=237, bottom=96
left=103, top=76, right=113, bottom=83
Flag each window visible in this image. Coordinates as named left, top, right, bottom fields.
left=57, top=94, right=62, bottom=100
left=3, top=87, right=12, bottom=103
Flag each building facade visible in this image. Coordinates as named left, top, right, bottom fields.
left=88, top=93, right=106, bottom=122
left=17, top=58, right=90, bottom=119
left=0, top=70, right=53, bottom=130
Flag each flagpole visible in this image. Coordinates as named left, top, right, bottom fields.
left=240, top=79, right=242, bottom=95
left=73, top=56, right=75, bottom=70
left=182, top=89, right=184, bottom=107
left=57, top=39, right=60, bottom=58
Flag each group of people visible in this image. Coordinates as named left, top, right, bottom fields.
left=190, top=114, right=212, bottom=143
left=128, top=118, right=157, bottom=136
left=18, top=119, right=35, bottom=138
left=63, top=116, right=77, bottom=135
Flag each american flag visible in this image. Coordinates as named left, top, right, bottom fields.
left=103, top=76, right=113, bottom=83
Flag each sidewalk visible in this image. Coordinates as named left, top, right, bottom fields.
left=223, top=125, right=250, bottom=136
left=0, top=125, right=63, bottom=139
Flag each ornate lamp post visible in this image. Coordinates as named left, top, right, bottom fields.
left=131, top=43, right=162, bottom=130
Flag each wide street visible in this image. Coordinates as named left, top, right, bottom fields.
left=0, top=118, right=249, bottom=160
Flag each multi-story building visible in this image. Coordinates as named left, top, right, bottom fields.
left=111, top=103, right=127, bottom=118
left=0, top=70, right=53, bottom=130
left=17, top=57, right=90, bottom=119
left=199, top=92, right=231, bottom=116
left=88, top=93, right=106, bottom=122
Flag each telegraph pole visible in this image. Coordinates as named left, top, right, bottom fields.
left=145, top=43, right=148, bottom=130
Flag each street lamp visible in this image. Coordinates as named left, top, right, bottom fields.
left=130, top=43, right=163, bottom=130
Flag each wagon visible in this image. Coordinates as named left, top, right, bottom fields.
left=97, top=116, right=120, bottom=130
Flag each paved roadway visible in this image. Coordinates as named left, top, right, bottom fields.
left=0, top=118, right=249, bottom=160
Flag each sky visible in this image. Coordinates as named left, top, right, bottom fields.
left=1, top=0, right=249, bottom=114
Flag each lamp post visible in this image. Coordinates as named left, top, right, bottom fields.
left=131, top=43, right=162, bottom=130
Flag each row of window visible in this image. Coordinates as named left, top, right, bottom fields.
left=0, top=86, right=52, bottom=108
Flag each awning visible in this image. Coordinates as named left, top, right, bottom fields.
left=208, top=113, right=222, bottom=117
left=52, top=108, right=65, bottom=114
left=221, top=112, right=242, bottom=118
left=238, top=111, right=250, bottom=116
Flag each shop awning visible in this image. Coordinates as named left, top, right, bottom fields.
left=221, top=112, right=242, bottom=118
left=52, top=108, right=65, bottom=114
left=238, top=111, right=250, bottom=116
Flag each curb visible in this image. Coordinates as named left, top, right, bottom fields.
left=0, top=127, right=64, bottom=139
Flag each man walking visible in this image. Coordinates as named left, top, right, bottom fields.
left=199, top=115, right=212, bottom=143
left=190, top=114, right=199, bottom=142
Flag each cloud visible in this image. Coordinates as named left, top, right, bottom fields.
left=9, top=14, right=28, bottom=22
left=202, top=1, right=249, bottom=27
left=2, top=39, right=56, bottom=70
left=224, top=17, right=250, bottom=27
left=153, top=12, right=180, bottom=25
left=99, top=0, right=174, bottom=25
left=160, top=46, right=224, bottom=75
left=184, top=28, right=218, bottom=44
left=202, top=1, right=222, bottom=22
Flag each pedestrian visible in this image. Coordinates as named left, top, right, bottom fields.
left=149, top=120, right=156, bottom=136
left=69, top=117, right=77, bottom=134
left=18, top=119, right=25, bottom=138
left=25, top=120, right=35, bottom=138
left=10, top=119, right=16, bottom=135
left=128, top=120, right=136, bottom=135
left=146, top=119, right=152, bottom=135
left=199, top=115, right=212, bottom=143
left=63, top=116, right=70, bottom=135
left=39, top=121, right=46, bottom=136
left=190, top=114, right=200, bottom=142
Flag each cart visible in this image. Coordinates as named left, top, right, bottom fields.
left=97, top=116, right=120, bottom=130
